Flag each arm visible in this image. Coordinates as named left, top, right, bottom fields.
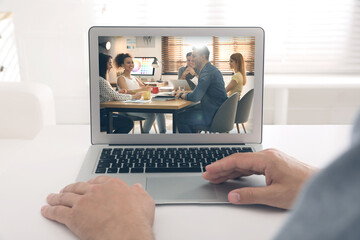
left=185, top=71, right=212, bottom=102
left=99, top=78, right=132, bottom=101
left=203, top=149, right=318, bottom=209
left=117, top=76, right=150, bottom=94
left=225, top=80, right=238, bottom=93
left=41, top=176, right=155, bottom=240
left=178, top=67, right=184, bottom=79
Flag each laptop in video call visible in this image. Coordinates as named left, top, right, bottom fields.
left=77, top=26, right=265, bottom=204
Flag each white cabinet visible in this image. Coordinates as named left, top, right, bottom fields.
left=0, top=12, right=20, bottom=82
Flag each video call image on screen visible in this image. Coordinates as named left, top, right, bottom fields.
left=98, top=36, right=255, bottom=135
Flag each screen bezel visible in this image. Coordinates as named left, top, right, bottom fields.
left=89, top=26, right=264, bottom=145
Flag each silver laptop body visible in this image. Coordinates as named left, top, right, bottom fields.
left=77, top=26, right=265, bottom=204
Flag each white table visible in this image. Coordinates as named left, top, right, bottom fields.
left=0, top=125, right=352, bottom=240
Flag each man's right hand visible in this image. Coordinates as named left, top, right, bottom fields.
left=202, top=149, right=318, bottom=209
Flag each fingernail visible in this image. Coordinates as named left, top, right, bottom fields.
left=134, top=183, right=143, bottom=188
left=229, top=192, right=240, bottom=203
left=41, top=206, right=47, bottom=212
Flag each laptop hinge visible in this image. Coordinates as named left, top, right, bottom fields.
left=108, top=143, right=246, bottom=146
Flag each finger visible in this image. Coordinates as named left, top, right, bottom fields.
left=203, top=171, right=246, bottom=184
left=206, top=152, right=267, bottom=176
left=60, top=182, right=92, bottom=195
left=47, top=192, right=81, bottom=208
left=88, top=175, right=112, bottom=184
left=203, top=165, right=256, bottom=181
left=133, top=183, right=143, bottom=189
left=228, top=186, right=273, bottom=205
left=41, top=205, right=72, bottom=225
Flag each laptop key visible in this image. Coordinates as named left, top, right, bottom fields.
left=119, top=167, right=130, bottom=173
left=131, top=168, right=144, bottom=173
left=97, top=163, right=110, bottom=168
left=242, top=147, right=253, bottom=152
left=107, top=168, right=118, bottom=173
left=95, top=168, right=106, bottom=174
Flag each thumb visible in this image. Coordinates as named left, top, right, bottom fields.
left=228, top=186, right=271, bottom=205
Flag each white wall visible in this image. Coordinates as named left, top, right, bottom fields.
left=0, top=0, right=93, bottom=124
left=1, top=0, right=359, bottom=125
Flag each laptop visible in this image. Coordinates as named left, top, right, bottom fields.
left=77, top=26, right=265, bottom=204
left=168, top=79, right=193, bottom=91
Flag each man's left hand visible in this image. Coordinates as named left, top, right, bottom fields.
left=41, top=176, right=155, bottom=240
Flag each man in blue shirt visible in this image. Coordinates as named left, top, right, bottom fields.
left=174, top=46, right=228, bottom=133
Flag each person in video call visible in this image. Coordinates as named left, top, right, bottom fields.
left=114, top=53, right=166, bottom=134
left=98, top=53, right=141, bottom=134
left=174, top=46, right=228, bottom=133
left=178, top=52, right=199, bottom=90
left=226, top=53, right=247, bottom=98
left=41, top=111, right=360, bottom=240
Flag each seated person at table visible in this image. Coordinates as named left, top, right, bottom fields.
left=115, top=53, right=166, bottom=134
left=178, top=52, right=199, bottom=90
left=174, top=46, right=228, bottom=133
left=98, top=53, right=141, bottom=134
left=226, top=53, right=247, bottom=99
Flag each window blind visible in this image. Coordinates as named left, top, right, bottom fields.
left=161, top=36, right=255, bottom=75
left=92, top=0, right=360, bottom=74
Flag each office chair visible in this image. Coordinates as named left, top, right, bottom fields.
left=197, top=93, right=239, bottom=133
left=234, top=89, right=254, bottom=133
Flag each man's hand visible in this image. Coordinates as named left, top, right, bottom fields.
left=41, top=176, right=155, bottom=240
left=173, top=90, right=183, bottom=99
left=186, top=67, right=196, bottom=76
left=202, top=149, right=318, bottom=209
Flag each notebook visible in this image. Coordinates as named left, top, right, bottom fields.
left=77, top=26, right=265, bottom=204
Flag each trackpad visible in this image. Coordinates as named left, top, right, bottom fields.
left=146, top=176, right=217, bottom=202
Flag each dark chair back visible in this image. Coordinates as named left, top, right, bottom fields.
left=209, top=92, right=239, bottom=133
left=235, top=89, right=254, bottom=124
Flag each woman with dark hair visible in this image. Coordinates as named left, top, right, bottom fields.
left=99, top=53, right=141, bottom=134
left=226, top=53, right=247, bottom=98
left=114, top=53, right=166, bottom=134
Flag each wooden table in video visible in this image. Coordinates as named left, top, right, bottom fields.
left=100, top=99, right=195, bottom=133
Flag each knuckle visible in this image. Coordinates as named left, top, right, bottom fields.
left=90, top=184, right=102, bottom=193
left=57, top=193, right=64, bottom=203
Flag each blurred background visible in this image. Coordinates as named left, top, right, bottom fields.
left=1, top=0, right=359, bottom=125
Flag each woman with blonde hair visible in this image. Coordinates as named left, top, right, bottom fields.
left=226, top=53, right=247, bottom=98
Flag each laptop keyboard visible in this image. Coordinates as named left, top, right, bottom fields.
left=95, top=147, right=253, bottom=174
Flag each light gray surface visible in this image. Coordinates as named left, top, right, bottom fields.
left=0, top=125, right=352, bottom=240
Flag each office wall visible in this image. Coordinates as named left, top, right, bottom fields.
left=0, top=0, right=93, bottom=124
left=1, top=0, right=359, bottom=125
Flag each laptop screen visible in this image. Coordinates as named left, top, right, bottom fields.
left=90, top=27, right=264, bottom=145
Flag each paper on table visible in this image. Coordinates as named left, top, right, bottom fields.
left=124, top=100, right=151, bottom=103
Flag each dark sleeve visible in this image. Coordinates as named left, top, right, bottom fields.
left=178, top=67, right=185, bottom=79
left=273, top=111, right=360, bottom=240
left=185, top=70, right=212, bottom=102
